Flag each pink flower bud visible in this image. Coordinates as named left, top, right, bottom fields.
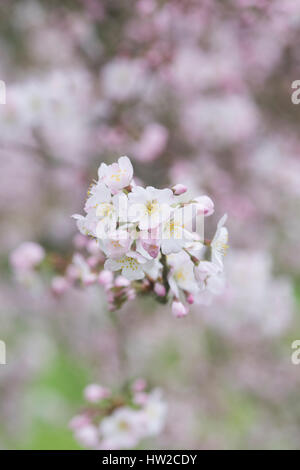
left=172, top=184, right=187, bottom=195
left=172, top=301, right=189, bottom=318
left=84, top=384, right=110, bottom=403
left=132, top=378, right=147, bottom=392
left=194, top=196, right=214, bottom=216
left=154, top=283, right=166, bottom=297
left=83, top=273, right=97, bottom=286
left=98, top=270, right=113, bottom=287
left=186, top=293, right=194, bottom=304
left=115, top=275, right=130, bottom=287
left=51, top=276, right=69, bottom=295
left=127, top=288, right=136, bottom=300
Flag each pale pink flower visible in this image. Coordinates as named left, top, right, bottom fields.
left=138, top=229, right=161, bottom=258
left=154, top=283, right=166, bottom=297
left=133, top=123, right=168, bottom=162
left=139, top=389, right=167, bottom=436
left=75, top=424, right=99, bottom=448
left=99, top=407, right=143, bottom=449
left=10, top=242, right=45, bottom=272
left=98, top=270, right=114, bottom=287
left=104, top=251, right=151, bottom=281
left=193, top=196, right=215, bottom=216
left=114, top=275, right=131, bottom=287
left=101, top=58, right=146, bottom=102
left=51, top=276, right=69, bottom=295
left=172, top=300, right=189, bottom=318
left=128, top=186, right=173, bottom=230
left=99, top=229, right=132, bottom=259
left=72, top=253, right=97, bottom=285
left=98, top=156, right=133, bottom=192
left=84, top=384, right=111, bottom=403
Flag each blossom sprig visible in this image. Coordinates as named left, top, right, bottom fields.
left=69, top=380, right=167, bottom=450
left=71, top=156, right=229, bottom=315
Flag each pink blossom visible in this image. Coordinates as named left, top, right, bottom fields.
left=74, top=424, right=99, bottom=448
left=194, top=196, right=215, bottom=216
left=99, top=156, right=133, bottom=192
left=115, top=275, right=130, bottom=287
left=98, top=270, right=114, bottom=287
left=51, top=276, right=69, bottom=295
left=172, top=184, right=187, bottom=195
left=132, top=378, right=147, bottom=392
left=133, top=123, right=168, bottom=162
left=127, top=288, right=136, bottom=300
left=84, top=384, right=111, bottom=403
left=10, top=242, right=45, bottom=272
left=154, top=283, right=166, bottom=297
left=186, top=293, right=194, bottom=304
left=172, top=301, right=189, bottom=318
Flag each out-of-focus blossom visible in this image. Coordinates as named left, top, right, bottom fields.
left=10, top=242, right=45, bottom=272
left=171, top=300, right=189, bottom=318
left=71, top=382, right=167, bottom=450
left=84, top=384, right=111, bottom=403
left=51, top=276, right=70, bottom=295
left=101, top=58, right=147, bottom=102
left=132, top=123, right=168, bottom=162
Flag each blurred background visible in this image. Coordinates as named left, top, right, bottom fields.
left=1, top=0, right=300, bottom=449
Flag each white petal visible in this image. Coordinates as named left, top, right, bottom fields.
left=104, top=258, right=121, bottom=272
left=122, top=266, right=144, bottom=280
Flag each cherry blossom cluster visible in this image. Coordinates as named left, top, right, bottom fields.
left=69, top=380, right=167, bottom=450
left=72, top=156, right=228, bottom=316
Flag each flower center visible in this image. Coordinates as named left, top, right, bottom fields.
left=118, top=420, right=130, bottom=431
left=146, top=200, right=159, bottom=215
left=119, top=256, right=139, bottom=271
left=215, top=241, right=229, bottom=256
left=175, top=269, right=186, bottom=281
left=96, top=203, right=114, bottom=218
left=110, top=169, right=126, bottom=182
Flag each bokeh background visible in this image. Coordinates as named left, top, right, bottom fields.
left=1, top=0, right=300, bottom=449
